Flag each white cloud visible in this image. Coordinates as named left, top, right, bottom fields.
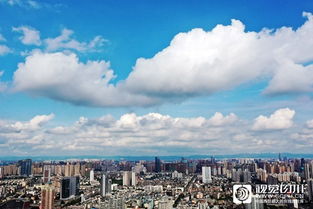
left=44, top=28, right=106, bottom=52
left=0, top=35, right=10, bottom=55
left=0, top=0, right=41, bottom=8
left=252, top=108, right=295, bottom=131
left=8, top=13, right=313, bottom=107
left=12, top=52, right=156, bottom=107
left=0, top=34, right=6, bottom=42
left=0, top=0, right=21, bottom=6
left=0, top=111, right=312, bottom=155
left=306, top=120, right=313, bottom=129
left=207, top=112, right=238, bottom=126
left=11, top=113, right=54, bottom=131
left=0, top=113, right=54, bottom=134
left=0, top=45, right=10, bottom=55
left=125, top=12, right=313, bottom=97
left=12, top=26, right=41, bottom=46
left=27, top=0, right=40, bottom=9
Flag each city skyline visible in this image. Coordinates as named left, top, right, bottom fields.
left=1, top=0, right=313, bottom=156
left=1, top=156, right=312, bottom=208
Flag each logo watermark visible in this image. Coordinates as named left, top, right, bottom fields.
left=233, top=183, right=306, bottom=204
left=233, top=184, right=252, bottom=204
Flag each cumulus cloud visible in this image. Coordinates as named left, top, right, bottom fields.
left=11, top=113, right=54, bottom=131
left=115, top=112, right=234, bottom=130
left=7, top=13, right=313, bottom=107
left=252, top=108, right=295, bottom=131
left=0, top=113, right=54, bottom=133
left=207, top=112, right=238, bottom=126
left=12, top=26, right=41, bottom=46
left=125, top=12, right=313, bottom=98
left=0, top=111, right=309, bottom=156
left=44, top=28, right=106, bottom=52
left=12, top=52, right=157, bottom=107
left=2, top=112, right=241, bottom=154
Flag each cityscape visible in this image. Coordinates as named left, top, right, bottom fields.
left=1, top=155, right=313, bottom=208
left=1, top=0, right=313, bottom=208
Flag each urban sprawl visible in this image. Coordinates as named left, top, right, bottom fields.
left=1, top=155, right=313, bottom=209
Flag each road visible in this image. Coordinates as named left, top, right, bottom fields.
left=172, top=175, right=197, bottom=208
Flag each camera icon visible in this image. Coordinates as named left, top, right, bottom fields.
left=233, top=184, right=252, bottom=204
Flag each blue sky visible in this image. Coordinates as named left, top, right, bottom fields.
left=1, top=0, right=313, bottom=156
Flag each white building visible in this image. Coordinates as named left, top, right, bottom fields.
left=100, top=174, right=111, bottom=196
left=0, top=167, right=3, bottom=179
left=202, top=166, right=212, bottom=183
left=131, top=172, right=137, bottom=186
left=172, top=170, right=183, bottom=179
left=90, top=169, right=94, bottom=183
left=123, top=171, right=132, bottom=186
left=122, top=171, right=136, bottom=186
left=144, top=185, right=163, bottom=193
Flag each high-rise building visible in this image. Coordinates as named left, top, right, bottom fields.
left=100, top=174, right=111, bottom=196
left=0, top=167, right=3, bottom=179
left=172, top=170, right=183, bottom=179
left=55, top=165, right=62, bottom=176
left=232, top=169, right=242, bottom=182
left=64, top=163, right=75, bottom=177
left=61, top=176, right=80, bottom=200
left=243, top=170, right=251, bottom=183
left=305, top=162, right=313, bottom=180
left=90, top=169, right=94, bottom=182
left=74, top=163, right=81, bottom=176
left=80, top=164, right=86, bottom=177
left=64, top=163, right=70, bottom=177
left=18, top=159, right=32, bottom=177
left=131, top=172, right=137, bottom=186
left=123, top=171, right=131, bottom=186
left=202, top=166, right=212, bottom=183
left=40, top=185, right=54, bottom=209
left=155, top=157, right=161, bottom=173
left=301, top=158, right=305, bottom=172
left=43, top=168, right=51, bottom=184
left=308, top=179, right=313, bottom=202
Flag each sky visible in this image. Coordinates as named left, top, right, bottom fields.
left=1, top=0, right=313, bottom=156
